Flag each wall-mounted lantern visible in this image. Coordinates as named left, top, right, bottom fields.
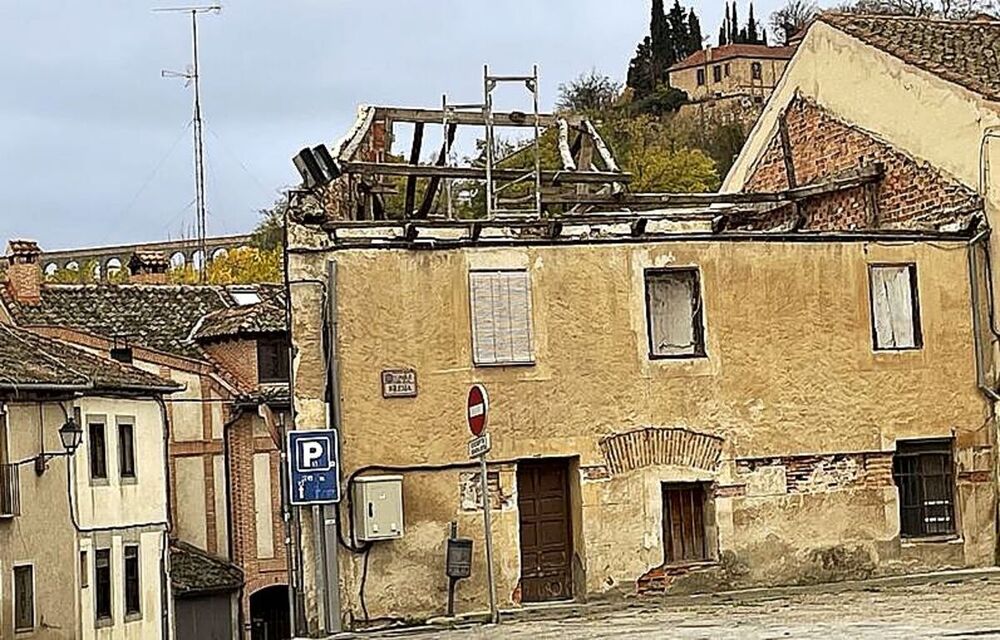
left=33, top=416, right=83, bottom=476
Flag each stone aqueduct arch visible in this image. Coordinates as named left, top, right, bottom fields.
left=40, top=234, right=253, bottom=279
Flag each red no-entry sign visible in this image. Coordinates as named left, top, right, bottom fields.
left=467, top=384, right=489, bottom=436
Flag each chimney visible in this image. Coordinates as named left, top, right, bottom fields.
left=5, top=239, right=42, bottom=304
left=128, top=251, right=169, bottom=285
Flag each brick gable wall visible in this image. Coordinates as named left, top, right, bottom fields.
left=743, top=96, right=979, bottom=231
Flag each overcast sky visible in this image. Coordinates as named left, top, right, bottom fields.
left=0, top=1, right=794, bottom=250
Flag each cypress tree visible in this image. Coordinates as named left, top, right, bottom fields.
left=720, top=4, right=730, bottom=46
left=747, top=1, right=759, bottom=44
left=687, top=8, right=703, bottom=54
left=730, top=2, right=740, bottom=44
left=650, top=0, right=670, bottom=84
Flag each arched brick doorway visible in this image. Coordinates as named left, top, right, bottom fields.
left=249, top=584, right=290, bottom=640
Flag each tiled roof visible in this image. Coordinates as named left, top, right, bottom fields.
left=170, top=540, right=243, bottom=597
left=669, top=44, right=796, bottom=72
left=1, top=283, right=287, bottom=360
left=0, top=324, right=179, bottom=392
left=819, top=13, right=1000, bottom=101
left=193, top=302, right=286, bottom=342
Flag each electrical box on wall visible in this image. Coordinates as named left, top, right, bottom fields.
left=353, top=475, right=404, bottom=542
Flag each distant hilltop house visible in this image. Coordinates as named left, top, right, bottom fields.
left=668, top=43, right=796, bottom=103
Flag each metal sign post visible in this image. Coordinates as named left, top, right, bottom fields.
left=467, top=384, right=499, bottom=624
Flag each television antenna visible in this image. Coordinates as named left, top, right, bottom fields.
left=156, top=4, right=221, bottom=282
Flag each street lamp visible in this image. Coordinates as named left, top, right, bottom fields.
left=33, top=417, right=84, bottom=475
left=58, top=418, right=83, bottom=454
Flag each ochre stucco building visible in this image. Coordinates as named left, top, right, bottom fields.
left=668, top=44, right=795, bottom=102
left=285, top=89, right=998, bottom=632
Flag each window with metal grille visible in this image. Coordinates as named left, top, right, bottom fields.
left=257, top=335, right=290, bottom=383
left=95, top=549, right=112, bottom=623
left=118, top=421, right=136, bottom=479
left=751, top=62, right=762, bottom=80
left=696, top=68, right=706, bottom=85
left=893, top=439, right=956, bottom=537
left=14, top=564, right=34, bottom=632
left=869, top=264, right=922, bottom=350
left=469, top=270, right=534, bottom=366
left=713, top=65, right=722, bottom=82
left=89, top=421, right=107, bottom=480
left=662, top=483, right=709, bottom=564
left=124, top=545, right=141, bottom=617
left=645, top=268, right=706, bottom=359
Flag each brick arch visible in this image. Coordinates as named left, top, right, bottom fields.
left=599, top=427, right=723, bottom=476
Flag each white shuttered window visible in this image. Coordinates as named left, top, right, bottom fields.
left=469, top=270, right=534, bottom=365
left=870, top=264, right=922, bottom=350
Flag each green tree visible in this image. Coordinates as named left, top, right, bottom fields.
left=557, top=71, right=622, bottom=114
left=627, top=0, right=704, bottom=101
left=597, top=114, right=720, bottom=192
left=251, top=199, right=286, bottom=251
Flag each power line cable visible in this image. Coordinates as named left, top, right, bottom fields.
left=97, top=119, right=194, bottom=246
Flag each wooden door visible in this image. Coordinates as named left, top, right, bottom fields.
left=662, top=483, right=708, bottom=564
left=517, top=459, right=573, bottom=602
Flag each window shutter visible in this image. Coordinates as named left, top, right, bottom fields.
left=470, top=271, right=533, bottom=365
left=648, top=271, right=698, bottom=356
left=871, top=266, right=917, bottom=349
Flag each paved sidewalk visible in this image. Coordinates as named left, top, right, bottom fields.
left=350, top=571, right=1000, bottom=639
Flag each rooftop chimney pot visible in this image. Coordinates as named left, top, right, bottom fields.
left=5, top=239, right=41, bottom=304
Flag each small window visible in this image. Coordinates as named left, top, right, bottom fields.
left=869, top=264, right=922, bottom=350
left=893, top=439, right=956, bottom=537
left=229, top=286, right=262, bottom=306
left=118, top=421, right=136, bottom=479
left=95, top=549, right=112, bottom=623
left=724, top=62, right=731, bottom=76
left=696, top=68, right=706, bottom=86
left=124, top=545, right=141, bottom=617
left=80, top=550, right=89, bottom=588
left=14, top=564, right=34, bottom=632
left=257, top=336, right=290, bottom=383
left=712, top=64, right=722, bottom=83
left=645, top=268, right=706, bottom=359
left=662, top=484, right=709, bottom=564
left=751, top=62, right=762, bottom=80
left=88, top=421, right=107, bottom=480
left=469, top=270, right=534, bottom=366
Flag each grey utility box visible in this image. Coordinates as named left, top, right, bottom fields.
left=353, top=475, right=404, bottom=542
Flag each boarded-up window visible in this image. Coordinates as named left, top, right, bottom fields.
left=662, top=484, right=709, bottom=564
left=469, top=270, right=534, bottom=366
left=869, top=264, right=922, bottom=350
left=645, top=268, right=706, bottom=358
left=893, top=439, right=955, bottom=537
left=14, top=564, right=34, bottom=632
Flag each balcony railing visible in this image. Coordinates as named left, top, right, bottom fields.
left=0, top=463, right=20, bottom=518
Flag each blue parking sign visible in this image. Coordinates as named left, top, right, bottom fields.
left=287, top=429, right=341, bottom=505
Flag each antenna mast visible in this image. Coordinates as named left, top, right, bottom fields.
left=158, top=5, right=221, bottom=283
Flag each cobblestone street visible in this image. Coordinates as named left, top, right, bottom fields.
left=366, top=574, right=1000, bottom=639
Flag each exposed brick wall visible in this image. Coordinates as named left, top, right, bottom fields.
left=227, top=412, right=288, bottom=623
left=735, top=451, right=894, bottom=495
left=202, top=338, right=259, bottom=391
left=600, top=427, right=724, bottom=476
left=743, top=96, right=980, bottom=230
left=5, top=261, right=40, bottom=304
